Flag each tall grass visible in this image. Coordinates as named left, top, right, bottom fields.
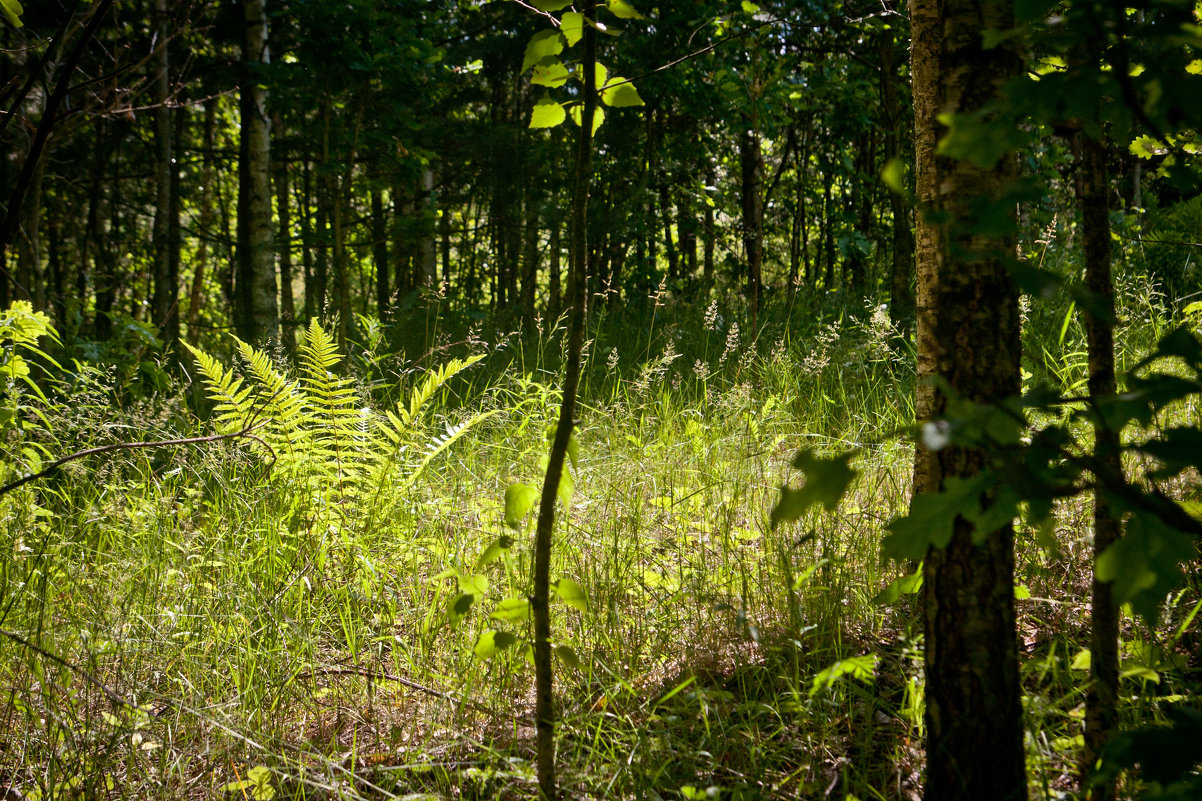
left=0, top=259, right=1197, bottom=799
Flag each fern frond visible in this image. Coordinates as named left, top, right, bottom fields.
left=184, top=342, right=255, bottom=432
left=232, top=336, right=312, bottom=464
left=398, top=409, right=499, bottom=491
left=398, top=354, right=485, bottom=429
left=294, top=320, right=367, bottom=501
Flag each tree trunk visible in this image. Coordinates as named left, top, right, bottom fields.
left=91, top=120, right=118, bottom=342
left=166, top=106, right=183, bottom=348
left=679, top=188, right=697, bottom=282
left=273, top=111, right=296, bottom=352
left=881, top=30, right=915, bottom=337
left=236, top=0, right=278, bottom=343
left=151, top=0, right=177, bottom=346
left=371, top=186, right=390, bottom=319
left=187, top=99, right=217, bottom=342
left=440, top=206, right=453, bottom=297
left=1076, top=130, right=1122, bottom=801
left=703, top=161, right=715, bottom=283
left=740, top=125, right=763, bottom=324
left=821, top=176, right=834, bottom=289
left=910, top=1, right=1027, bottom=799
left=17, top=159, right=44, bottom=310
left=417, top=167, right=437, bottom=286
left=520, top=190, right=540, bottom=326
left=532, top=6, right=596, bottom=797
left=548, top=221, right=561, bottom=319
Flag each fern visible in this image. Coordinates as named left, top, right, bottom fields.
left=186, top=323, right=495, bottom=533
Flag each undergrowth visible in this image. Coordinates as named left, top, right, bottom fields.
left=0, top=269, right=1198, bottom=800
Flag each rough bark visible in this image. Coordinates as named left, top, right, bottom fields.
left=236, top=0, right=278, bottom=342
left=910, top=1, right=1028, bottom=799
left=1077, top=132, right=1121, bottom=801
left=703, top=161, right=715, bottom=283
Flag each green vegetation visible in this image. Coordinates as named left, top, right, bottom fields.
left=1, top=256, right=1199, bottom=798
left=2, top=0, right=1202, bottom=799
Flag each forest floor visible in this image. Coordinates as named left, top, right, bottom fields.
left=1, top=289, right=1199, bottom=800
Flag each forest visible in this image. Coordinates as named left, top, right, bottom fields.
left=1, top=0, right=1202, bottom=798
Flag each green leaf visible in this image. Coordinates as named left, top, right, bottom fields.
left=936, top=110, right=1029, bottom=169
left=741, top=1, right=760, bottom=13
left=1071, top=649, right=1091, bottom=671
left=531, top=61, right=571, bottom=88
left=0, top=0, right=23, bottom=28
left=557, top=465, right=574, bottom=504
left=770, top=450, right=856, bottom=528
left=1014, top=583, right=1031, bottom=600
left=447, top=592, right=476, bottom=625
left=606, top=0, right=644, bottom=19
left=601, top=78, right=644, bottom=107
left=810, top=655, right=877, bottom=697
left=1141, top=427, right=1202, bottom=479
left=566, top=433, right=580, bottom=470
left=490, top=596, right=531, bottom=622
left=223, top=766, right=275, bottom=800
left=476, top=535, right=514, bottom=571
left=882, top=474, right=989, bottom=562
left=1129, top=134, right=1169, bottom=159
left=872, top=568, right=923, bottom=605
left=556, top=644, right=582, bottom=671
left=522, top=30, right=565, bottom=73
left=530, top=98, right=567, bottom=129
left=561, top=12, right=584, bottom=46
left=505, top=482, right=539, bottom=527
left=1152, top=326, right=1202, bottom=367
left=459, top=573, right=489, bottom=596
left=881, top=158, right=905, bottom=193
left=554, top=578, right=588, bottom=612
left=1097, top=509, right=1195, bottom=624
left=568, top=102, right=605, bottom=133
left=474, top=630, right=518, bottom=659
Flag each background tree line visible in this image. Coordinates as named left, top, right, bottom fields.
left=2, top=0, right=976, bottom=353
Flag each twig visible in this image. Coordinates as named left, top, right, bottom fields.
left=0, top=421, right=273, bottom=498
left=294, top=665, right=525, bottom=722
left=0, top=627, right=138, bottom=711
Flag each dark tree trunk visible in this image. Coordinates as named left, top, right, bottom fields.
left=881, top=31, right=914, bottom=334
left=151, top=0, right=177, bottom=346
left=532, top=6, right=597, bottom=797
left=1076, top=130, right=1122, bottom=801
left=910, top=0, right=1028, bottom=799
left=273, top=112, right=296, bottom=352
left=235, top=0, right=278, bottom=342
left=703, top=161, right=715, bottom=283
left=371, top=187, right=390, bottom=319
left=740, top=126, right=763, bottom=324
left=548, top=221, right=561, bottom=319
left=520, top=190, right=540, bottom=326
left=187, top=99, right=217, bottom=342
